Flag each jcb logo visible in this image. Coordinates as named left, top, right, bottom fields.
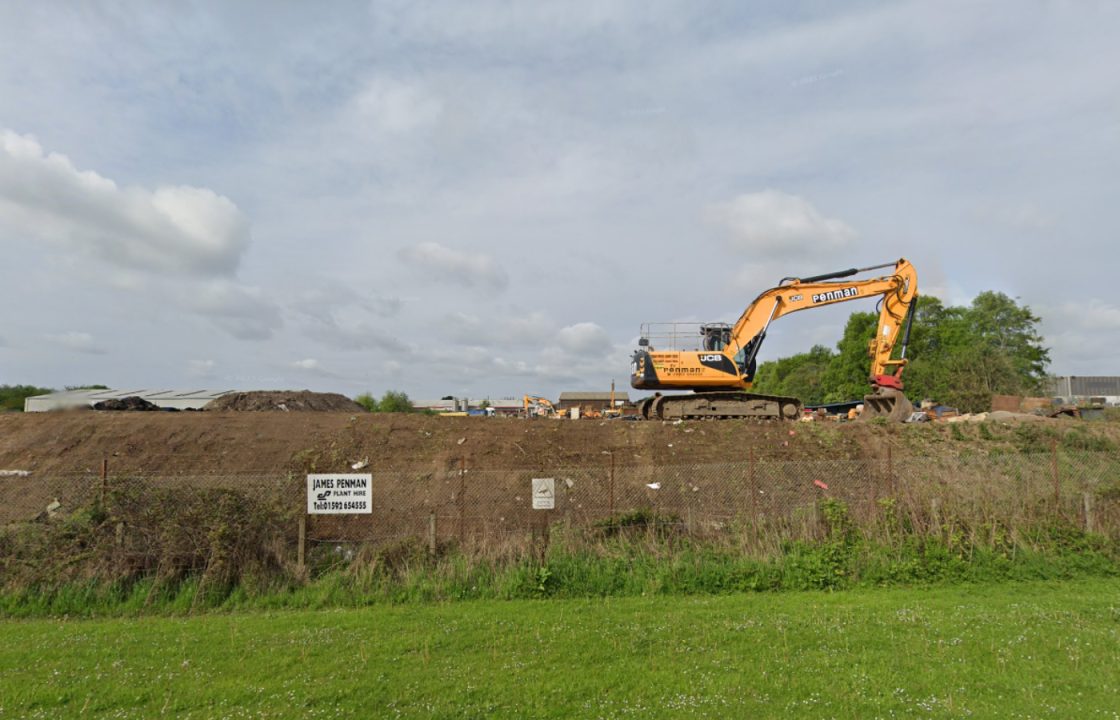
left=699, top=354, right=722, bottom=363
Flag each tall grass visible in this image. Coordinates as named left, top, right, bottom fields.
left=2, top=446, right=1119, bottom=617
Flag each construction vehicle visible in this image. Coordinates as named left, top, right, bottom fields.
left=631, top=258, right=919, bottom=421
left=523, top=395, right=558, bottom=418
left=602, top=380, right=624, bottom=418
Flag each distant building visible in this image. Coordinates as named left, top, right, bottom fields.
left=1047, top=376, right=1120, bottom=405
left=488, top=397, right=524, bottom=417
left=412, top=398, right=465, bottom=413
left=24, top=389, right=234, bottom=412
left=557, top=391, right=630, bottom=413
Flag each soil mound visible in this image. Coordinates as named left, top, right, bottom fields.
left=93, top=396, right=162, bottom=412
left=204, top=390, right=366, bottom=413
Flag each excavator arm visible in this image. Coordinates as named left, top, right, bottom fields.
left=727, top=259, right=918, bottom=385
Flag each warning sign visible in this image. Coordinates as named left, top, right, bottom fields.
left=307, top=473, right=372, bottom=514
left=532, top=478, right=555, bottom=510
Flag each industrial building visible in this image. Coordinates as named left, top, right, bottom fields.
left=1047, top=376, right=1120, bottom=405
left=23, top=389, right=234, bottom=412
left=557, top=391, right=630, bottom=413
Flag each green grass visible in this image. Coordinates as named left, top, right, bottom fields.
left=3, top=578, right=1119, bottom=718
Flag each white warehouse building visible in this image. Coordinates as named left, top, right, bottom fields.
left=23, top=389, right=234, bottom=412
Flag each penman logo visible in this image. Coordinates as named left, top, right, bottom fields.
left=812, top=287, right=859, bottom=303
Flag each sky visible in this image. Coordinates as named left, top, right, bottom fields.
left=1, top=1, right=1118, bottom=402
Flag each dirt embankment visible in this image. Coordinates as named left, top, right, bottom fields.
left=204, top=391, right=366, bottom=413
left=0, top=413, right=886, bottom=477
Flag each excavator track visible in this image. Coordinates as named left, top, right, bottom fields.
left=638, top=392, right=802, bottom=421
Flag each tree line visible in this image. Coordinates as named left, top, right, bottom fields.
left=750, top=291, right=1050, bottom=413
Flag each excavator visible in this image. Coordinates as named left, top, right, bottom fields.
left=630, top=258, right=918, bottom=421
left=523, top=395, right=560, bottom=418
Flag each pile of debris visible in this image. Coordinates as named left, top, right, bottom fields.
left=93, top=396, right=162, bottom=412
left=204, top=391, right=367, bottom=412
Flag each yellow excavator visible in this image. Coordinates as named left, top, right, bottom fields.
left=523, top=395, right=559, bottom=418
left=631, top=258, right=918, bottom=421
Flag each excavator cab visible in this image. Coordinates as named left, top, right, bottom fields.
left=700, top=323, right=732, bottom=351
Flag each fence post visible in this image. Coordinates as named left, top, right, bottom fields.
left=100, top=457, right=108, bottom=505
left=297, top=514, right=306, bottom=572
left=1051, top=439, right=1060, bottom=509
left=1083, top=492, right=1094, bottom=533
left=749, top=447, right=757, bottom=518
left=458, top=456, right=466, bottom=542
left=428, top=511, right=437, bottom=556
left=609, top=452, right=615, bottom=518
left=930, top=497, right=941, bottom=535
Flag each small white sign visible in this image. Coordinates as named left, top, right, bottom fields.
left=532, top=477, right=555, bottom=510
left=307, top=473, right=372, bottom=514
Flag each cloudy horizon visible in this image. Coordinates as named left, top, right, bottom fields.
left=2, top=2, right=1118, bottom=401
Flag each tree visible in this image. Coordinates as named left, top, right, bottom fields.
left=751, top=292, right=1049, bottom=413
left=377, top=390, right=415, bottom=413
left=354, top=393, right=378, bottom=412
left=0, top=385, right=55, bottom=412
left=819, top=312, right=878, bottom=403
left=355, top=390, right=416, bottom=413
left=751, top=345, right=835, bottom=405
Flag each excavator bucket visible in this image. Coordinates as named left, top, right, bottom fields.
left=860, top=387, right=914, bottom=423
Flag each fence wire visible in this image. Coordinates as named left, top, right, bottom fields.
left=4, top=447, right=1119, bottom=549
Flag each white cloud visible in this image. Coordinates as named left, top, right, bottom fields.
left=182, top=280, right=282, bottom=341
left=44, top=331, right=104, bottom=355
left=706, top=190, right=857, bottom=259
left=305, top=319, right=411, bottom=354
left=557, top=322, right=612, bottom=355
left=292, top=358, right=319, bottom=370
left=398, top=241, right=509, bottom=293
left=1039, top=300, right=1120, bottom=374
left=0, top=130, right=249, bottom=276
left=187, top=359, right=217, bottom=378
left=349, top=77, right=443, bottom=133
left=970, top=201, right=1056, bottom=233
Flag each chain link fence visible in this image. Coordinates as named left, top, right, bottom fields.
left=4, top=445, right=1119, bottom=560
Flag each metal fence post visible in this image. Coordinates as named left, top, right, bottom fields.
left=100, top=457, right=108, bottom=505
left=428, top=511, right=437, bottom=556
left=749, top=447, right=757, bottom=518
left=458, top=456, right=466, bottom=542
left=609, top=452, right=615, bottom=518
left=297, top=514, right=306, bottom=572
left=1083, top=492, right=1094, bottom=533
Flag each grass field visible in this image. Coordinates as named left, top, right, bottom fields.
left=2, top=579, right=1119, bottom=719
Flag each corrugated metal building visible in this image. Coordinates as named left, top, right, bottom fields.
left=24, top=389, right=234, bottom=412
left=1047, top=376, right=1120, bottom=404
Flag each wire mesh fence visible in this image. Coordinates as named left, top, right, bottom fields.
left=5, top=445, right=1119, bottom=558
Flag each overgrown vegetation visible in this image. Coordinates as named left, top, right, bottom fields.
left=2, top=470, right=1117, bottom=616
left=0, top=384, right=54, bottom=411
left=354, top=389, right=416, bottom=413
left=752, top=292, right=1050, bottom=412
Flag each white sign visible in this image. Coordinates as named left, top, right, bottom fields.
left=307, top=473, right=372, bottom=514
left=532, top=478, right=555, bottom=510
